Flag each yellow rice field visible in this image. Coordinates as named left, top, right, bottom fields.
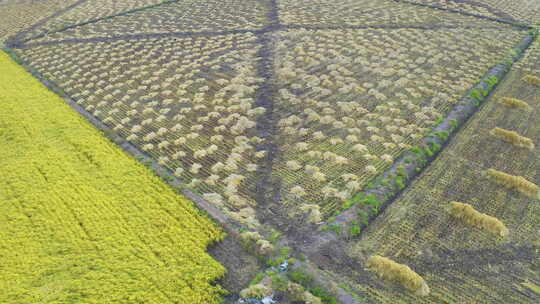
left=0, top=51, right=225, bottom=304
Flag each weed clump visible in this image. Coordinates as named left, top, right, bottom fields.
left=366, top=255, right=430, bottom=296
left=450, top=201, right=509, bottom=237
left=300, top=204, right=322, bottom=223
left=523, top=74, right=540, bottom=86
left=499, top=97, right=531, bottom=110
left=490, top=127, right=535, bottom=150
left=240, top=231, right=275, bottom=256
left=240, top=283, right=272, bottom=299
left=486, top=169, right=539, bottom=198
left=288, top=282, right=323, bottom=304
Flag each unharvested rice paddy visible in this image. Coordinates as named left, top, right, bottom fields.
left=0, top=51, right=225, bottom=304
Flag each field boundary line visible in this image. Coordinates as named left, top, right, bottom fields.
left=13, top=23, right=522, bottom=49
left=251, top=0, right=281, bottom=219
left=283, top=24, right=515, bottom=31
left=14, top=28, right=267, bottom=49
left=6, top=0, right=88, bottom=46
left=7, top=0, right=181, bottom=47
left=408, top=0, right=517, bottom=21
left=394, top=0, right=533, bottom=29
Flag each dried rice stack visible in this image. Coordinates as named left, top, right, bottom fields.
left=499, top=97, right=531, bottom=110
left=367, top=255, right=430, bottom=296
left=486, top=169, right=540, bottom=198
left=523, top=74, right=540, bottom=86
left=490, top=127, right=535, bottom=150
left=450, top=201, right=509, bottom=237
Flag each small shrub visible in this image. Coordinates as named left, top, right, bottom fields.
left=369, top=205, right=380, bottom=216
left=270, top=231, right=282, bottom=244
left=396, top=175, right=406, bottom=190
left=250, top=272, right=266, bottom=286
left=256, top=239, right=275, bottom=256
left=423, top=145, right=434, bottom=157
left=241, top=231, right=275, bottom=255
left=434, top=130, right=449, bottom=141
left=329, top=224, right=342, bottom=234
left=470, top=88, right=484, bottom=103
left=303, top=290, right=323, bottom=304
left=288, top=269, right=313, bottom=286
left=271, top=273, right=288, bottom=291
left=357, top=209, right=369, bottom=226
left=359, top=194, right=380, bottom=208
left=349, top=223, right=361, bottom=237
left=288, top=282, right=306, bottom=302
left=287, top=272, right=337, bottom=304
left=428, top=142, right=441, bottom=153
left=450, top=119, right=458, bottom=130
left=240, top=231, right=263, bottom=242
left=450, top=201, right=509, bottom=237
left=410, top=146, right=423, bottom=157
left=367, top=255, right=430, bottom=296
left=300, top=204, right=322, bottom=223
left=485, top=76, right=499, bottom=90
left=310, top=286, right=338, bottom=304
left=239, top=283, right=272, bottom=299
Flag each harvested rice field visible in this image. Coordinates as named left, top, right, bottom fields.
left=1, top=0, right=539, bottom=303
left=320, top=37, right=540, bottom=303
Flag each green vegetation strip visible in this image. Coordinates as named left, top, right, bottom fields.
left=327, top=29, right=538, bottom=238
left=0, top=51, right=225, bottom=303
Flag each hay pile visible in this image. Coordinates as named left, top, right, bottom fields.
left=486, top=169, right=539, bottom=198
left=367, top=255, right=430, bottom=296
left=450, top=201, right=509, bottom=237
left=490, top=127, right=534, bottom=150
